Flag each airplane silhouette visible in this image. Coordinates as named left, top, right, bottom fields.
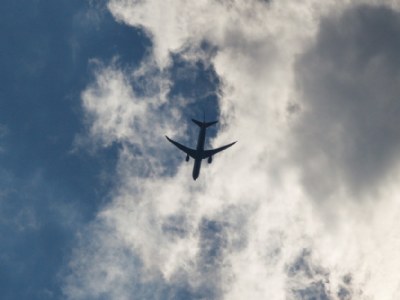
left=166, top=118, right=236, bottom=180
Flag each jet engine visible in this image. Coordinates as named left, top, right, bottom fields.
left=208, top=156, right=212, bottom=164
left=186, top=154, right=190, bottom=162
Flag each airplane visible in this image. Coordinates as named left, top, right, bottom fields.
left=166, top=117, right=236, bottom=180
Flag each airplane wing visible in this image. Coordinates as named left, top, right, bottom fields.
left=165, top=136, right=197, bottom=158
left=202, top=141, right=237, bottom=159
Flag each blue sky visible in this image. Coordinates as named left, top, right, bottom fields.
left=3, top=1, right=400, bottom=299
left=0, top=1, right=148, bottom=298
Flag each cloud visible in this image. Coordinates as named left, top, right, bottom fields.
left=293, top=4, right=400, bottom=201
left=64, top=1, right=400, bottom=299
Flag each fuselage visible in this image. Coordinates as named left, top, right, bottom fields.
left=192, top=126, right=206, bottom=180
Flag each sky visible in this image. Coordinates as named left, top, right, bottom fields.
left=2, top=0, right=400, bottom=299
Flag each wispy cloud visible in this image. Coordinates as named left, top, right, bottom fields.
left=65, top=1, right=400, bottom=299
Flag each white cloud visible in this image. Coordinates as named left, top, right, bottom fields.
left=65, top=1, right=400, bottom=299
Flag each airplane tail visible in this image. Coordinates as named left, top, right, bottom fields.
left=192, top=119, right=218, bottom=128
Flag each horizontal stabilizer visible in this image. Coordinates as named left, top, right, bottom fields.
left=192, top=119, right=218, bottom=128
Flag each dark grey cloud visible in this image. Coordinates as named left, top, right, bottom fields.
left=165, top=209, right=248, bottom=299
left=337, top=274, right=353, bottom=300
left=293, top=4, right=400, bottom=200
left=286, top=249, right=329, bottom=299
left=293, top=281, right=330, bottom=300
